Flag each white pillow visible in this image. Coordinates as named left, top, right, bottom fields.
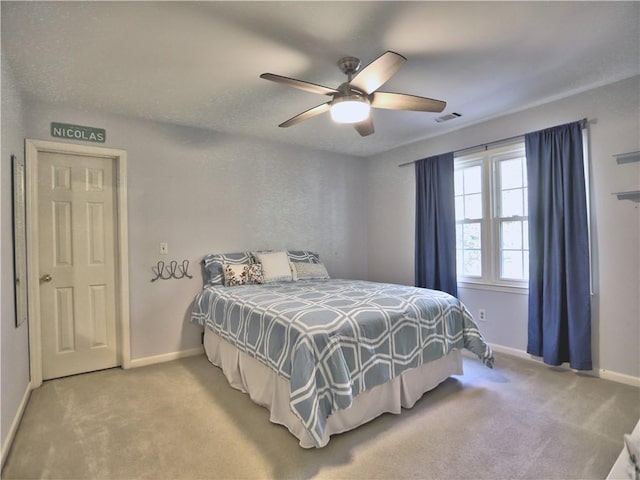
left=252, top=251, right=293, bottom=283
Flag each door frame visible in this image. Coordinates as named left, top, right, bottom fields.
left=25, top=139, right=131, bottom=387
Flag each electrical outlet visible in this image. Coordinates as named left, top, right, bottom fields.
left=159, top=242, right=169, bottom=255
left=478, top=309, right=486, bottom=321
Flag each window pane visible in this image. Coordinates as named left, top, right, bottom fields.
left=500, top=159, right=523, bottom=190
left=455, top=196, right=464, bottom=221
left=464, top=193, right=483, bottom=219
left=463, top=223, right=481, bottom=249
left=456, top=250, right=463, bottom=277
left=454, top=170, right=463, bottom=194
left=501, top=221, right=523, bottom=249
left=463, top=166, right=482, bottom=194
left=501, top=189, right=523, bottom=217
left=463, top=250, right=482, bottom=277
left=456, top=224, right=462, bottom=249
left=523, top=221, right=529, bottom=250
left=501, top=251, right=524, bottom=280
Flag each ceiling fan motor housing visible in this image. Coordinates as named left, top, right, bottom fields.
left=336, top=81, right=366, bottom=99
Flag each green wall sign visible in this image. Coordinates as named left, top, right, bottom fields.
left=51, top=122, right=106, bottom=143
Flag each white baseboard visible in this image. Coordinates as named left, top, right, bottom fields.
left=488, top=343, right=535, bottom=361
left=128, top=346, right=204, bottom=369
left=1, top=381, right=32, bottom=469
left=488, top=343, right=640, bottom=388
left=599, top=369, right=640, bottom=388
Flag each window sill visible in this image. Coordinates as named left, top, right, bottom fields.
left=457, top=281, right=529, bottom=295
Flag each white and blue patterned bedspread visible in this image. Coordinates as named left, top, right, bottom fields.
left=190, top=279, right=493, bottom=447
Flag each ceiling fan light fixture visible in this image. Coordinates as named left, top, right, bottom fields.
left=330, top=96, right=371, bottom=124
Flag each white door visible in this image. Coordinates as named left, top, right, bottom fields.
left=37, top=151, right=118, bottom=379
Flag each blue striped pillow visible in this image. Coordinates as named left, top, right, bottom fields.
left=286, top=250, right=320, bottom=264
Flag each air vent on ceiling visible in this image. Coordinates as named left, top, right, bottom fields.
left=434, top=112, right=462, bottom=123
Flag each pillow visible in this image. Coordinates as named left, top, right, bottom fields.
left=223, top=263, right=263, bottom=286
left=246, top=263, right=264, bottom=284
left=252, top=251, right=293, bottom=283
left=292, top=262, right=330, bottom=280
left=286, top=250, right=320, bottom=264
left=202, top=252, right=253, bottom=286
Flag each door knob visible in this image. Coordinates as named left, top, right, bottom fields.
left=40, top=273, right=53, bottom=283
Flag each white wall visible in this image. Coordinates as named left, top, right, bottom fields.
left=1, top=58, right=31, bottom=459
left=20, top=103, right=369, bottom=360
left=366, top=76, right=640, bottom=379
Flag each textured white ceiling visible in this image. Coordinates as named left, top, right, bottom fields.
left=2, top=1, right=639, bottom=157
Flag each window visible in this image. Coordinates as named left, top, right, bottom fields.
left=454, top=142, right=528, bottom=288
left=454, top=161, right=483, bottom=278
left=496, top=155, right=528, bottom=282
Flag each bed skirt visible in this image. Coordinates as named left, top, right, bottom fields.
left=203, top=329, right=463, bottom=448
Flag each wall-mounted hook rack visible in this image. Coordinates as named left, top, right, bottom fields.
left=151, top=260, right=192, bottom=281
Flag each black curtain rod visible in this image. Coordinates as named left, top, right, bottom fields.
left=398, top=118, right=589, bottom=168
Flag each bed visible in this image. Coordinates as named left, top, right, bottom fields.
left=190, top=250, right=494, bottom=448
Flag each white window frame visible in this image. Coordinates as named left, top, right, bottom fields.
left=455, top=142, right=529, bottom=292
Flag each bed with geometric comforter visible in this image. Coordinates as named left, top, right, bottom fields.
left=191, top=278, right=493, bottom=447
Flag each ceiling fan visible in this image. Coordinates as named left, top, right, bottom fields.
left=260, top=51, right=446, bottom=137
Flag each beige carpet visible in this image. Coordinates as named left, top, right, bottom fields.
left=2, top=351, right=639, bottom=480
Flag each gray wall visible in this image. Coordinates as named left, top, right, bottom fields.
left=1, top=58, right=30, bottom=453
left=366, top=75, right=640, bottom=378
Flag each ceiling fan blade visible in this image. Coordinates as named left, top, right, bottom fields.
left=353, top=117, right=375, bottom=137
left=278, top=102, right=332, bottom=128
left=349, top=51, right=407, bottom=95
left=370, top=91, right=446, bottom=113
left=260, top=73, right=338, bottom=96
